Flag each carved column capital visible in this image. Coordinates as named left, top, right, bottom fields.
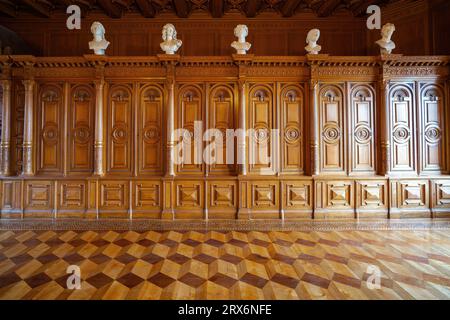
left=22, top=79, right=35, bottom=90
left=94, top=79, right=105, bottom=89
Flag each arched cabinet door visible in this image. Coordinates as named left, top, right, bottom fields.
left=208, top=84, right=236, bottom=175
left=11, top=82, right=25, bottom=175
left=69, top=85, right=94, bottom=173
left=389, top=84, right=415, bottom=173
left=138, top=85, right=163, bottom=175
left=107, top=85, right=133, bottom=174
left=248, top=84, right=276, bottom=175
left=419, top=84, right=445, bottom=174
left=318, top=84, right=345, bottom=174
left=176, top=84, right=204, bottom=175
left=38, top=84, right=64, bottom=174
left=280, top=84, right=304, bottom=174
left=349, top=84, right=375, bottom=174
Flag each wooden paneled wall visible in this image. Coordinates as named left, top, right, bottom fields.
left=0, top=53, right=449, bottom=220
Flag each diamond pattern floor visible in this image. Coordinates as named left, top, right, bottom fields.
left=1, top=228, right=450, bottom=299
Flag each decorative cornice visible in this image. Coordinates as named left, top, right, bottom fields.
left=2, top=55, right=449, bottom=80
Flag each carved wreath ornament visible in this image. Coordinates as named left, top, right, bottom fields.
left=322, top=125, right=340, bottom=144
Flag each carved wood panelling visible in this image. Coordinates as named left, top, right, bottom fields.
left=208, top=181, right=237, bottom=219
left=432, top=180, right=450, bottom=215
left=107, top=85, right=133, bottom=174
left=319, top=84, right=345, bottom=173
left=1, top=180, right=21, bottom=215
left=390, top=180, right=430, bottom=217
left=248, top=84, right=276, bottom=175
left=69, top=85, right=94, bottom=173
left=282, top=180, right=312, bottom=218
left=11, top=82, right=24, bottom=175
left=349, top=84, right=375, bottom=174
left=176, top=85, right=204, bottom=175
left=175, top=181, right=204, bottom=219
left=280, top=84, right=304, bottom=174
left=355, top=180, right=388, bottom=215
left=57, top=181, right=87, bottom=218
left=208, top=84, right=236, bottom=175
left=389, top=84, right=415, bottom=172
left=24, top=181, right=54, bottom=217
left=138, top=85, right=163, bottom=175
left=99, top=181, right=129, bottom=217
left=38, top=84, right=63, bottom=173
left=419, top=84, right=444, bottom=174
left=59, top=182, right=86, bottom=208
left=250, top=181, right=279, bottom=214
left=314, top=180, right=354, bottom=218
left=132, top=180, right=161, bottom=218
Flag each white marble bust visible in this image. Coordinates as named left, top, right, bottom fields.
left=160, top=23, right=182, bottom=55
left=231, top=24, right=251, bottom=55
left=376, top=23, right=396, bottom=54
left=305, top=29, right=322, bottom=55
left=89, top=21, right=109, bottom=55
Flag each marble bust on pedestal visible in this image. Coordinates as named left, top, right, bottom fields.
left=376, top=23, right=396, bottom=54
left=231, top=25, right=251, bottom=55
left=305, top=29, right=322, bottom=55
left=89, top=21, right=109, bottom=55
left=160, top=23, right=182, bottom=55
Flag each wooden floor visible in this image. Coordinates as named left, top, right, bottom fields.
left=1, top=220, right=450, bottom=299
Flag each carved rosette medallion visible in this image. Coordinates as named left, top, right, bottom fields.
left=42, top=123, right=59, bottom=145
left=285, top=126, right=301, bottom=144
left=73, top=125, right=91, bottom=144
left=143, top=125, right=160, bottom=143
left=322, top=125, right=340, bottom=144
left=253, top=125, right=270, bottom=143
left=354, top=125, right=372, bottom=144
left=424, top=125, right=442, bottom=144
left=393, top=125, right=411, bottom=144
left=111, top=124, right=128, bottom=144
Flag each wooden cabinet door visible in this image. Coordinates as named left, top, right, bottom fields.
left=319, top=84, right=345, bottom=173
left=138, top=85, right=163, bottom=175
left=248, top=84, right=276, bottom=175
left=208, top=84, right=236, bottom=175
left=176, top=84, right=204, bottom=175
left=280, top=84, right=304, bottom=174
left=107, top=85, right=133, bottom=174
left=349, top=84, right=375, bottom=174
left=419, top=84, right=445, bottom=174
left=389, top=84, right=415, bottom=173
left=69, top=85, right=94, bottom=173
left=38, top=84, right=63, bottom=174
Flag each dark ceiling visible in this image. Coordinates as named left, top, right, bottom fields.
left=0, top=0, right=400, bottom=19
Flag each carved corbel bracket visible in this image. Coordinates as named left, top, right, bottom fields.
left=0, top=56, right=12, bottom=80
left=233, top=54, right=253, bottom=78
left=157, top=54, right=180, bottom=85
left=84, top=54, right=107, bottom=79
left=10, top=55, right=36, bottom=80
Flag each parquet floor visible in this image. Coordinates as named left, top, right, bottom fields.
left=1, top=221, right=450, bottom=299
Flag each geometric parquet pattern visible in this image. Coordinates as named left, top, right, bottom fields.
left=1, top=228, right=450, bottom=299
